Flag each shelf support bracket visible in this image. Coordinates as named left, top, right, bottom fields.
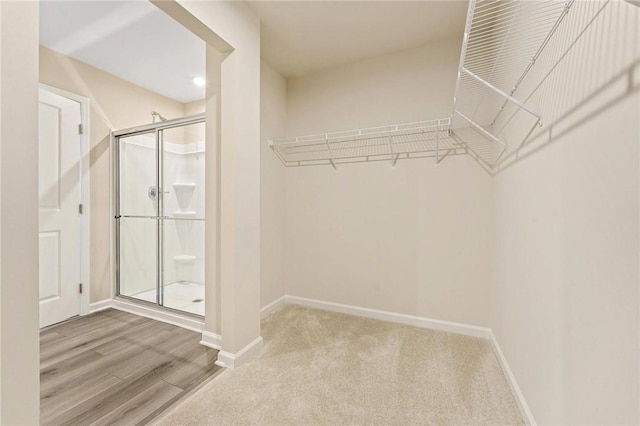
left=324, top=136, right=337, bottom=170
left=269, top=139, right=288, bottom=167
left=435, top=122, right=440, bottom=165
left=388, top=135, right=399, bottom=167
left=461, top=68, right=541, bottom=120
left=455, top=110, right=507, bottom=149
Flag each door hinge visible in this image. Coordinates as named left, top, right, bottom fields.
left=79, top=203, right=84, bottom=215
left=79, top=283, right=83, bottom=294
left=78, top=123, right=84, bottom=135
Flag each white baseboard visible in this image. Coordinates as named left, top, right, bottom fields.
left=260, top=295, right=287, bottom=318
left=215, top=336, right=264, bottom=369
left=89, top=299, right=113, bottom=313
left=284, top=295, right=491, bottom=339
left=200, top=330, right=221, bottom=350
left=489, top=331, right=536, bottom=426
left=89, top=298, right=205, bottom=333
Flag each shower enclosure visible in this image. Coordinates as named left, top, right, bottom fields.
left=113, top=114, right=205, bottom=316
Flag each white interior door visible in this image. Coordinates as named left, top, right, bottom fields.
left=39, top=88, right=82, bottom=328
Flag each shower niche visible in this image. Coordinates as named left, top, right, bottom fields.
left=114, top=114, right=205, bottom=316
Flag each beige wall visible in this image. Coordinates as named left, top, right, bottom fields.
left=286, top=39, right=462, bottom=135
left=179, top=0, right=262, bottom=355
left=39, top=46, right=186, bottom=302
left=282, top=38, right=494, bottom=327
left=0, top=1, right=40, bottom=423
left=285, top=157, right=493, bottom=325
left=185, top=99, right=205, bottom=144
left=186, top=100, right=205, bottom=115
left=260, top=60, right=286, bottom=308
left=493, top=90, right=639, bottom=426
left=490, top=2, right=640, bottom=424
left=203, top=45, right=224, bottom=336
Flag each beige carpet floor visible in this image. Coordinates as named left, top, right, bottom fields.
left=157, top=305, right=523, bottom=425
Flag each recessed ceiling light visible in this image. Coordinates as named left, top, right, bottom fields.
left=192, top=77, right=206, bottom=87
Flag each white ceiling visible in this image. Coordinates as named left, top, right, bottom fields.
left=40, top=1, right=206, bottom=103
left=247, top=1, right=468, bottom=78
left=39, top=1, right=467, bottom=102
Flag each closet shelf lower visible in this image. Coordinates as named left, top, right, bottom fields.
left=269, top=118, right=465, bottom=168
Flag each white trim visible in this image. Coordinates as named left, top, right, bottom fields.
left=78, top=93, right=91, bottom=316
left=200, top=330, right=222, bottom=350
left=489, top=330, right=537, bottom=425
left=39, top=84, right=92, bottom=317
left=215, top=336, right=264, bottom=369
left=260, top=295, right=287, bottom=318
left=89, top=298, right=205, bottom=333
left=284, top=295, right=491, bottom=339
left=89, top=299, right=113, bottom=313
left=110, top=131, right=117, bottom=307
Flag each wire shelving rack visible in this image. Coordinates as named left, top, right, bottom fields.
left=450, top=0, right=575, bottom=169
left=270, top=0, right=633, bottom=172
left=269, top=119, right=466, bottom=168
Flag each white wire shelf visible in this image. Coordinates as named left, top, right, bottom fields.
left=270, top=0, right=629, bottom=173
left=269, top=119, right=466, bottom=168
left=451, top=0, right=575, bottom=169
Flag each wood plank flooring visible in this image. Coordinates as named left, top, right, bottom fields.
left=40, top=309, right=223, bottom=425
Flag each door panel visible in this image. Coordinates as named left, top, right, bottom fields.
left=38, top=103, right=62, bottom=209
left=160, top=123, right=205, bottom=316
left=117, top=132, right=159, bottom=303
left=39, top=88, right=81, bottom=328
left=115, top=119, right=205, bottom=317
left=118, top=132, right=157, bottom=218
left=118, top=216, right=158, bottom=303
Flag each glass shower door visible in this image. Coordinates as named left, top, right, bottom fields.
left=115, top=115, right=205, bottom=317
left=160, top=122, right=205, bottom=316
left=116, top=131, right=159, bottom=304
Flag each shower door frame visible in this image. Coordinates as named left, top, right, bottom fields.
left=112, top=113, right=205, bottom=317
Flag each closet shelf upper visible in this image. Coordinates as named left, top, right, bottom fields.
left=269, top=118, right=467, bottom=168
left=450, top=0, right=577, bottom=170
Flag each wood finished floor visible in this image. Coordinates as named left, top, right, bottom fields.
left=40, top=308, right=222, bottom=425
